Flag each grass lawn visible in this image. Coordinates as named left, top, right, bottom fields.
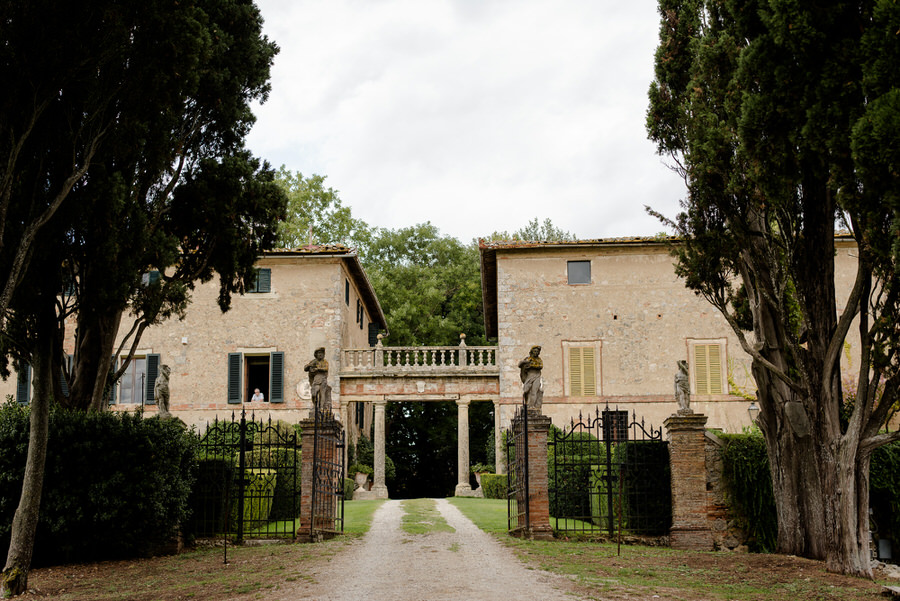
left=400, top=498, right=455, bottom=534
left=449, top=497, right=890, bottom=601
left=447, top=497, right=508, bottom=532
left=343, top=498, right=386, bottom=534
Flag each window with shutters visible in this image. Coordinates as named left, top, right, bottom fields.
left=115, top=353, right=160, bottom=404
left=248, top=268, right=272, bottom=293
left=563, top=340, right=601, bottom=397
left=227, top=350, right=284, bottom=404
left=688, top=339, right=726, bottom=395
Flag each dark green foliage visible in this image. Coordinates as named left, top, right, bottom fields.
left=0, top=403, right=197, bottom=565
left=231, top=469, right=277, bottom=532
left=385, top=401, right=457, bottom=498
left=870, top=442, right=900, bottom=548
left=355, top=433, right=396, bottom=481
left=364, top=223, right=488, bottom=346
left=615, top=442, right=671, bottom=535
left=719, top=434, right=777, bottom=552
left=188, top=457, right=235, bottom=537
left=480, top=474, right=507, bottom=499
left=245, top=447, right=300, bottom=521
left=344, top=478, right=356, bottom=501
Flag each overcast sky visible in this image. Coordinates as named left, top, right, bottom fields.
left=245, top=0, right=684, bottom=243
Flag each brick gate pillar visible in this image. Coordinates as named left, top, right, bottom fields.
left=297, top=416, right=343, bottom=541
left=511, top=410, right=553, bottom=540
left=664, top=412, right=713, bottom=550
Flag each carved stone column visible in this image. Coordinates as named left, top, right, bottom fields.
left=455, top=399, right=473, bottom=496
left=665, top=412, right=713, bottom=550
left=371, top=399, right=389, bottom=498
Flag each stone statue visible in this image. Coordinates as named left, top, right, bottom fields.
left=155, top=364, right=172, bottom=419
left=675, top=360, right=692, bottom=414
left=518, top=345, right=544, bottom=412
left=304, top=347, right=332, bottom=416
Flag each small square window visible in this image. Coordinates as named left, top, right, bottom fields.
left=248, top=268, right=271, bottom=293
left=567, top=260, right=591, bottom=285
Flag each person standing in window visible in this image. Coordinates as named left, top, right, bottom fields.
left=251, top=388, right=265, bottom=402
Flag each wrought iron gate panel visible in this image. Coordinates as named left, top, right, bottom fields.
left=506, top=405, right=529, bottom=532
left=550, top=406, right=671, bottom=537
left=191, top=410, right=300, bottom=542
left=310, top=406, right=345, bottom=537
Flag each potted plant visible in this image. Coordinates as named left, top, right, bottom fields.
left=470, top=463, right=494, bottom=487
left=349, top=463, right=373, bottom=490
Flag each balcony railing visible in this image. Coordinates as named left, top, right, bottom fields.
left=341, top=342, right=499, bottom=376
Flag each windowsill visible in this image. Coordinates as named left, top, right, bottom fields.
left=245, top=292, right=276, bottom=299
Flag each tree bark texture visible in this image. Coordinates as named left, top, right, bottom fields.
left=68, top=307, right=122, bottom=412
left=1, top=318, right=53, bottom=596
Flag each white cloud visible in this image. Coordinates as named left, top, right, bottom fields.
left=246, top=0, right=684, bottom=241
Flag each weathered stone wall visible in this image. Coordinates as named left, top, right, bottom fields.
left=0, top=254, right=382, bottom=430
left=492, top=240, right=862, bottom=436
left=704, top=430, right=752, bottom=551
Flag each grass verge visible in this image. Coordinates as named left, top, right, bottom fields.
left=400, top=498, right=455, bottom=534
left=447, top=497, right=507, bottom=532
left=343, top=499, right=386, bottom=534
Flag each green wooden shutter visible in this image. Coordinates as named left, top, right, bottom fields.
left=145, top=354, right=160, bottom=404
left=107, top=356, right=117, bottom=406
left=269, top=352, right=284, bottom=403
left=148, top=270, right=160, bottom=285
left=252, top=268, right=271, bottom=293
left=16, top=365, right=31, bottom=405
left=59, top=355, right=70, bottom=399
left=227, top=353, right=243, bottom=404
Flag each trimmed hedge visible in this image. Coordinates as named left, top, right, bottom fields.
left=231, top=469, right=277, bottom=531
left=480, top=474, right=507, bottom=499
left=718, top=433, right=778, bottom=552
left=344, top=477, right=356, bottom=501
left=245, top=447, right=301, bottom=521
left=0, top=402, right=196, bottom=565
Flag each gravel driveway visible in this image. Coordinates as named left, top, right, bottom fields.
left=265, top=499, right=585, bottom=601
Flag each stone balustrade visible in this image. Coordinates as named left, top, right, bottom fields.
left=341, top=345, right=499, bottom=375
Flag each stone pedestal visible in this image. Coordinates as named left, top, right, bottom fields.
left=297, top=416, right=344, bottom=542
left=665, top=412, right=713, bottom=550
left=510, top=410, right=553, bottom=540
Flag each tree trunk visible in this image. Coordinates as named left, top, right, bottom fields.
left=1, top=318, right=53, bottom=597
left=69, top=307, right=123, bottom=411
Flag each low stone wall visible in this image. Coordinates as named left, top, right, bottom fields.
left=704, top=430, right=751, bottom=551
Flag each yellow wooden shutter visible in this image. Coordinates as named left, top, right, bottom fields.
left=693, top=343, right=723, bottom=394
left=569, top=347, right=597, bottom=396
left=569, top=348, right=583, bottom=396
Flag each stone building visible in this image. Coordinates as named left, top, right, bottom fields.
left=479, top=236, right=861, bottom=436
left=4, top=245, right=387, bottom=446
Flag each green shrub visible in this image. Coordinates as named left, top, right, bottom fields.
left=245, top=446, right=301, bottom=521
left=480, top=474, right=507, bottom=499
left=189, top=456, right=236, bottom=537
left=230, top=469, right=277, bottom=531
left=348, top=463, right=373, bottom=476
left=871, top=441, right=900, bottom=547
left=0, top=402, right=197, bottom=565
left=718, top=433, right=777, bottom=552
left=344, top=478, right=356, bottom=501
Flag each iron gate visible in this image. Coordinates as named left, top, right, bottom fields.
left=191, top=410, right=300, bottom=543
left=506, top=404, right=530, bottom=532
left=550, top=407, right=671, bottom=537
left=309, top=405, right=345, bottom=537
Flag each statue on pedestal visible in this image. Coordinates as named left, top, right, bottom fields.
left=518, top=345, right=544, bottom=412
left=155, top=364, right=172, bottom=419
left=675, top=360, right=692, bottom=414
left=304, top=347, right=332, bottom=416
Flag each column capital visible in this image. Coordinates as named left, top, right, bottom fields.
left=373, top=398, right=388, bottom=408
left=456, top=398, right=471, bottom=407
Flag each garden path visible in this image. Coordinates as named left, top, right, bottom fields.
left=263, top=498, right=586, bottom=601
